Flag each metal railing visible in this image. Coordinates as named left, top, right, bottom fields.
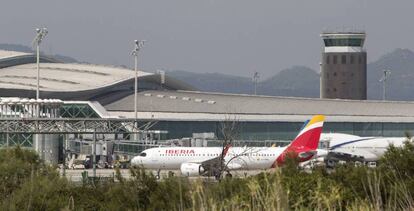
left=0, top=118, right=153, bottom=134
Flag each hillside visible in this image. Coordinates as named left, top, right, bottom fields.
left=2, top=43, right=414, bottom=100
left=368, top=48, right=414, bottom=100
left=0, top=43, right=79, bottom=63
left=167, top=66, right=319, bottom=97
left=258, top=66, right=319, bottom=97
left=169, top=49, right=414, bottom=100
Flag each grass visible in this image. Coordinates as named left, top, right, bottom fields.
left=0, top=143, right=413, bottom=210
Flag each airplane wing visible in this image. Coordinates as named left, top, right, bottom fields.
left=326, top=151, right=365, bottom=162
left=326, top=147, right=384, bottom=162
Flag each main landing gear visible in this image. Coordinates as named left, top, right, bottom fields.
left=225, top=172, right=233, bottom=178
left=155, top=169, right=161, bottom=180
left=214, top=171, right=233, bottom=180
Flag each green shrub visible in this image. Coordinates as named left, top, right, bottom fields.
left=0, top=146, right=413, bottom=210
left=0, top=147, right=43, bottom=198
left=3, top=175, right=70, bottom=211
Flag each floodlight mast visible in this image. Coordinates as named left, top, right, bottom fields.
left=253, top=71, right=259, bottom=95
left=379, top=70, right=391, bottom=101
left=32, top=27, right=47, bottom=158
left=33, top=27, right=48, bottom=100
left=132, top=40, right=145, bottom=140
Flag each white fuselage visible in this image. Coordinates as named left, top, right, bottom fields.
left=320, top=133, right=409, bottom=161
left=131, top=147, right=286, bottom=170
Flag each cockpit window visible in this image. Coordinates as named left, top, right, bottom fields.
left=139, top=152, right=147, bottom=157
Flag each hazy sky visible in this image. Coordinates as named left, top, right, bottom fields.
left=1, top=1, right=413, bottom=78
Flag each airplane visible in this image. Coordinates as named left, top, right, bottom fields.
left=316, top=133, right=412, bottom=167
left=131, top=115, right=325, bottom=179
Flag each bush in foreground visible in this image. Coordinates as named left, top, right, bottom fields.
left=0, top=142, right=413, bottom=210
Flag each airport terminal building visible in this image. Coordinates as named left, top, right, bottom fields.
left=1, top=49, right=414, bottom=161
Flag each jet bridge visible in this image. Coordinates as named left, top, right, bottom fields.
left=0, top=97, right=157, bottom=166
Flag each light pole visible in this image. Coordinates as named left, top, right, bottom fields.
left=379, top=70, right=391, bottom=101
left=319, top=62, right=322, bottom=98
left=32, top=28, right=48, bottom=158
left=132, top=40, right=145, bottom=141
left=253, top=71, right=259, bottom=95
left=33, top=28, right=48, bottom=100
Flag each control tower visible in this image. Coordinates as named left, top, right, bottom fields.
left=320, top=32, right=367, bottom=100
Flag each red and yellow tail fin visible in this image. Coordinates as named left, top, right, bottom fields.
left=289, top=115, right=325, bottom=151
left=273, top=115, right=325, bottom=167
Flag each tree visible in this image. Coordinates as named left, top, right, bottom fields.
left=216, top=115, right=262, bottom=179
left=216, top=115, right=240, bottom=179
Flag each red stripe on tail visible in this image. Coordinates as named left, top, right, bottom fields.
left=272, top=115, right=324, bottom=167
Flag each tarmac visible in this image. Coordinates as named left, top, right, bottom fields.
left=62, top=168, right=270, bottom=182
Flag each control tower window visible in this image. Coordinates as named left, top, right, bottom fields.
left=341, top=55, right=346, bottom=64
left=333, top=55, right=337, bottom=64
left=350, top=55, right=354, bottom=64
left=358, top=56, right=362, bottom=64
left=326, top=55, right=330, bottom=64
left=323, top=38, right=363, bottom=47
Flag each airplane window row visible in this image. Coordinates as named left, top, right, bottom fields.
left=231, top=153, right=276, bottom=157
left=158, top=153, right=276, bottom=157
left=159, top=154, right=220, bottom=156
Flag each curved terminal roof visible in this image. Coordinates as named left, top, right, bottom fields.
left=0, top=63, right=151, bottom=91
left=0, top=50, right=195, bottom=102
left=0, top=50, right=31, bottom=59
left=0, top=50, right=59, bottom=68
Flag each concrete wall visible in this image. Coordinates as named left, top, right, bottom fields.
left=321, top=52, right=367, bottom=100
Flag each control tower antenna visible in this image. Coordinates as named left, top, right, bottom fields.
left=379, top=70, right=391, bottom=101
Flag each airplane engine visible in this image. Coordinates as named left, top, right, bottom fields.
left=298, top=150, right=317, bottom=160
left=180, top=163, right=205, bottom=176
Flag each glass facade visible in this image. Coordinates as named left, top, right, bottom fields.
left=2, top=101, right=413, bottom=149
left=0, top=103, right=99, bottom=148
left=0, top=133, right=33, bottom=147
left=145, top=121, right=414, bottom=141
left=113, top=143, right=160, bottom=155
left=324, top=38, right=363, bottom=47
left=60, top=104, right=100, bottom=118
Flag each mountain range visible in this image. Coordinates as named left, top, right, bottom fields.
left=0, top=44, right=79, bottom=63
left=367, top=49, right=414, bottom=100
left=1, top=44, right=414, bottom=101
left=167, top=48, right=414, bottom=101
left=167, top=66, right=320, bottom=97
